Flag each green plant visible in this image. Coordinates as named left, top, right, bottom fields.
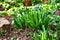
left=14, top=7, right=51, bottom=30
left=0, top=11, right=8, bottom=16
left=32, top=29, right=57, bottom=40
left=13, top=4, right=60, bottom=30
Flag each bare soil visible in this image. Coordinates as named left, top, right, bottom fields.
left=0, top=16, right=32, bottom=40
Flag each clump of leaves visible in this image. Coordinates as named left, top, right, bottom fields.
left=13, top=4, right=60, bottom=30
left=14, top=8, right=50, bottom=30
left=0, top=11, right=8, bottom=16
left=32, top=29, right=57, bottom=40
